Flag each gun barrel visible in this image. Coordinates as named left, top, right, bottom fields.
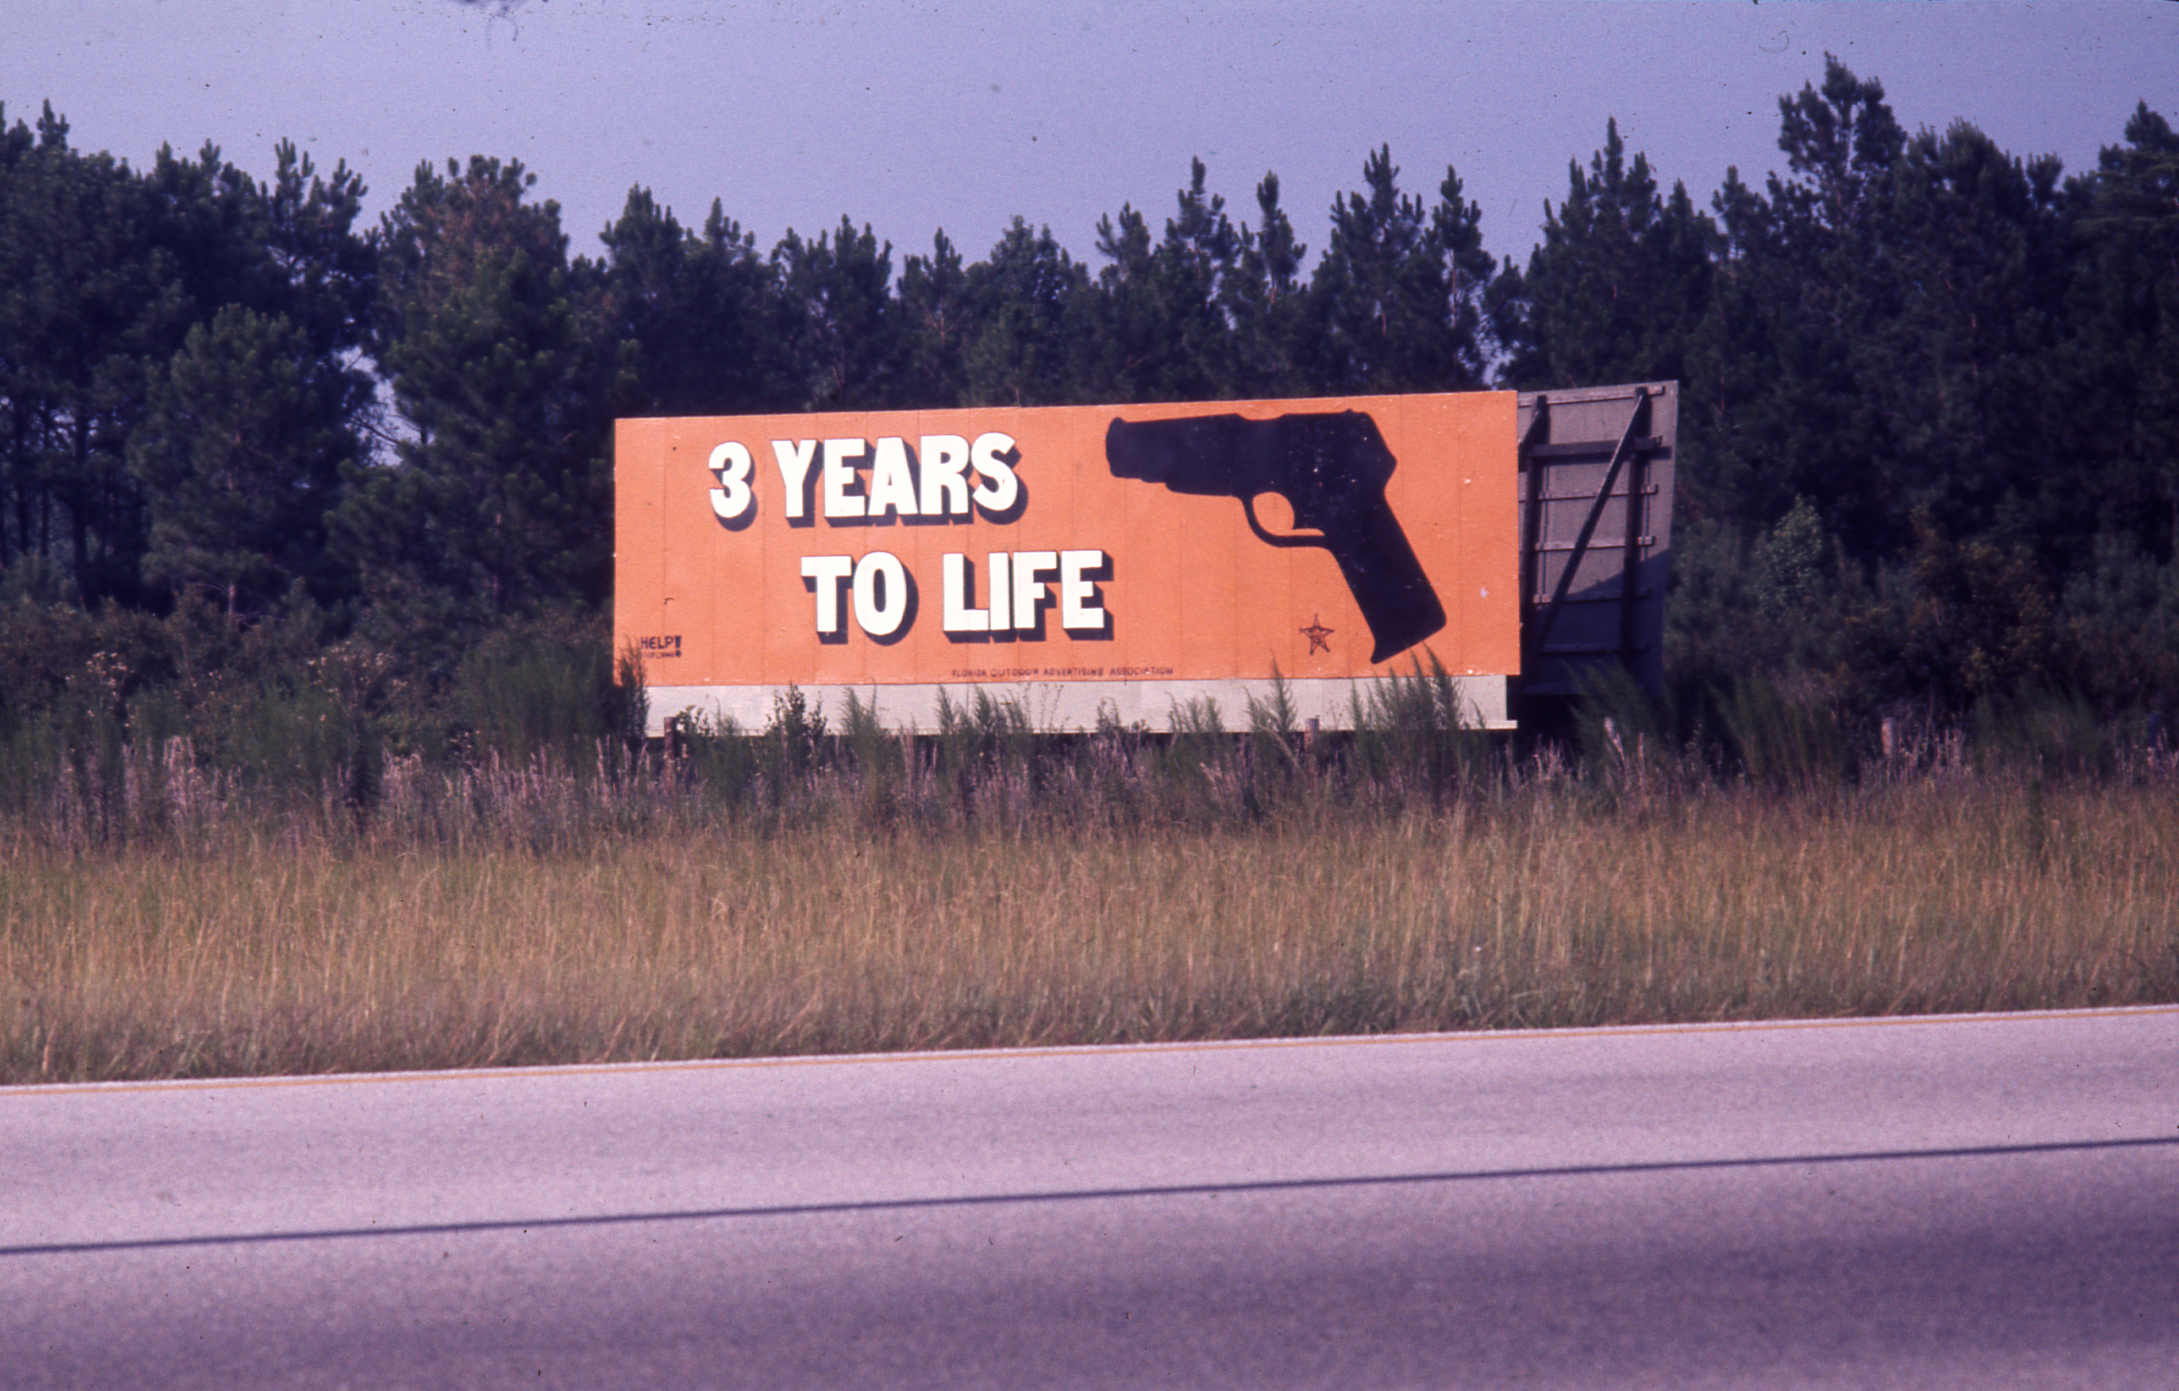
left=1104, top=415, right=1276, bottom=497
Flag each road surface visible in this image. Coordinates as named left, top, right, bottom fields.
left=4, top=1007, right=2176, bottom=1388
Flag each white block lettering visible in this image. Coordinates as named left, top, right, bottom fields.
left=1059, top=549, right=1108, bottom=632
left=970, top=432, right=1019, bottom=515
left=772, top=439, right=817, bottom=520
left=707, top=441, right=755, bottom=523
left=853, top=551, right=909, bottom=638
left=801, top=554, right=853, bottom=634
left=867, top=437, right=919, bottom=519
left=821, top=438, right=867, bottom=519
left=941, top=553, right=989, bottom=633
left=987, top=552, right=1012, bottom=631
left=1011, top=549, right=1058, bottom=631
left=919, top=434, right=972, bottom=516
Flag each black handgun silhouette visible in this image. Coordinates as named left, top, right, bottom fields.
left=1104, top=411, right=1446, bottom=663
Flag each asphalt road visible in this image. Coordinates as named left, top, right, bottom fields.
left=4, top=1007, right=2175, bottom=1389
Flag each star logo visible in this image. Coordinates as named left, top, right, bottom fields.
left=1301, top=615, right=1335, bottom=654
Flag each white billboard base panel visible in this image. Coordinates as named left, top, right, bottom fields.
left=645, top=676, right=1511, bottom=738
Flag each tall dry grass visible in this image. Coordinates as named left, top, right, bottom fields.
left=5, top=758, right=2174, bottom=1084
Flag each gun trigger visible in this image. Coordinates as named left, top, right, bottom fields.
left=1242, top=494, right=1328, bottom=551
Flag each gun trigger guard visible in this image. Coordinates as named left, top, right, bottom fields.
left=1242, top=494, right=1329, bottom=551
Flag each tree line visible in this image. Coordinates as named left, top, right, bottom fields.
left=1, top=56, right=2175, bottom=766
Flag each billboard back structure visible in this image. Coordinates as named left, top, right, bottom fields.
left=616, top=392, right=1521, bottom=734
left=1514, top=382, right=1679, bottom=703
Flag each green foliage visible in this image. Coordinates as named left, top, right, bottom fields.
left=450, top=616, right=634, bottom=772
left=128, top=306, right=356, bottom=619
left=1310, top=146, right=1502, bottom=394
left=341, top=156, right=617, bottom=677
left=1718, top=673, right=1854, bottom=791
left=775, top=216, right=901, bottom=410
left=1349, top=653, right=1498, bottom=804
left=1748, top=496, right=1828, bottom=622
left=2060, top=536, right=2179, bottom=716
left=766, top=684, right=829, bottom=783
left=1072, top=158, right=1250, bottom=404
left=838, top=688, right=911, bottom=828
left=1566, top=662, right=1685, bottom=791
left=4, top=64, right=2179, bottom=769
left=1157, top=694, right=1231, bottom=810
left=1507, top=119, right=1714, bottom=391
left=2060, top=103, right=2179, bottom=571
left=1842, top=514, right=2062, bottom=716
left=1968, top=685, right=2113, bottom=782
left=668, top=707, right=756, bottom=815
left=0, top=105, right=373, bottom=610
left=1244, top=663, right=1305, bottom=803
left=962, top=219, right=1085, bottom=406
left=1222, top=173, right=1311, bottom=398
left=896, top=230, right=972, bottom=407
left=0, top=108, right=199, bottom=607
left=597, top=189, right=790, bottom=418
left=934, top=686, right=1033, bottom=795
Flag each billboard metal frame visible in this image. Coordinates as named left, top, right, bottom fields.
left=1514, top=382, right=1679, bottom=705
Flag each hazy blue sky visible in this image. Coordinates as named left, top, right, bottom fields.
left=9, top=1, right=2175, bottom=268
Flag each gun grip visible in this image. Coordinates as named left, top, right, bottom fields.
left=1322, top=499, right=1446, bottom=664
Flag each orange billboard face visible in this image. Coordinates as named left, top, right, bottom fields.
left=616, top=393, right=1518, bottom=732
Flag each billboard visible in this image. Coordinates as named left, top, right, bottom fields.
left=615, top=392, right=1519, bottom=733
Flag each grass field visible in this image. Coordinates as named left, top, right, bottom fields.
left=5, top=738, right=2174, bottom=1084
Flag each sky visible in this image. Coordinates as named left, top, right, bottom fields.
left=8, top=1, right=2176, bottom=271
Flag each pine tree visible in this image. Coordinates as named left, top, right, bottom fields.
left=1078, top=198, right=1161, bottom=402
left=1221, top=172, right=1310, bottom=398
left=0, top=106, right=183, bottom=604
left=1509, top=119, right=1713, bottom=390
left=897, top=229, right=971, bottom=408
left=1872, top=123, right=2070, bottom=557
left=128, top=306, right=353, bottom=619
left=1701, top=58, right=1907, bottom=558
left=1308, top=146, right=1498, bottom=394
left=2048, top=102, right=2179, bottom=710
left=1074, top=159, right=1247, bottom=403
left=260, top=140, right=377, bottom=374
left=2063, top=103, right=2179, bottom=565
left=960, top=218, right=1084, bottom=407
left=1153, top=158, right=1242, bottom=397
left=599, top=188, right=787, bottom=416
left=1431, top=164, right=1513, bottom=388
left=341, top=156, right=614, bottom=675
left=774, top=216, right=901, bottom=411
left=0, top=107, right=374, bottom=610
